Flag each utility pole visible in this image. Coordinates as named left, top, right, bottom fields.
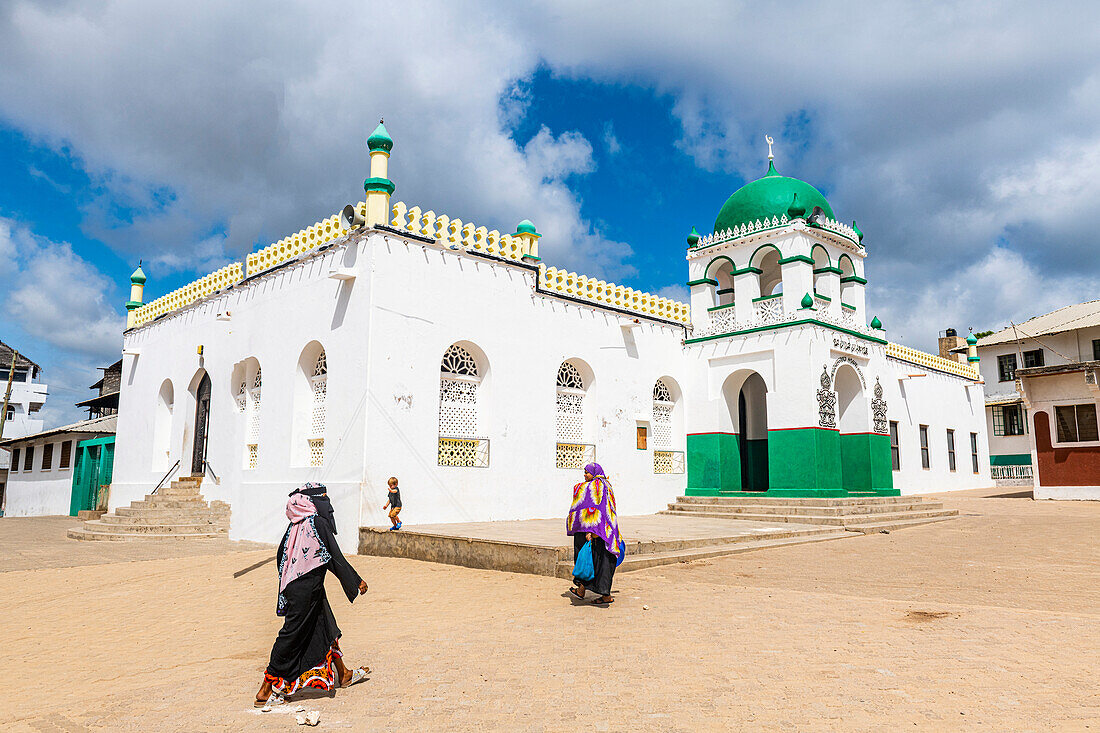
left=0, top=350, right=16, bottom=441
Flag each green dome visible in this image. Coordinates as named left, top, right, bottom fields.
left=686, top=226, right=700, bottom=247
left=367, top=120, right=393, bottom=153
left=714, top=160, right=834, bottom=233
left=515, top=219, right=537, bottom=235
left=130, top=264, right=147, bottom=285
left=871, top=315, right=883, bottom=330
left=966, top=333, right=978, bottom=345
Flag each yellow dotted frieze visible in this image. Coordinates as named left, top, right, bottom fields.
left=130, top=262, right=244, bottom=328
left=538, top=265, right=690, bottom=325
left=246, top=206, right=357, bottom=276
left=886, top=342, right=978, bottom=380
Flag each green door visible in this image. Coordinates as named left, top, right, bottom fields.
left=69, top=436, right=116, bottom=515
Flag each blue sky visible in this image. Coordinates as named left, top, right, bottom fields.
left=2, top=1, right=1100, bottom=428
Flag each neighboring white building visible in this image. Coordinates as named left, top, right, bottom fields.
left=974, top=300, right=1100, bottom=499
left=109, top=125, right=991, bottom=551
left=0, top=415, right=117, bottom=516
left=0, top=342, right=48, bottom=512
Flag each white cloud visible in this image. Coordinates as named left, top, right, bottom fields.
left=656, top=283, right=689, bottom=303
left=603, top=121, right=621, bottom=155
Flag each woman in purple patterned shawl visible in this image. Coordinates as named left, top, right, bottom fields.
left=567, top=463, right=622, bottom=605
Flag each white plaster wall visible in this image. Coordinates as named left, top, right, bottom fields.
left=115, top=243, right=372, bottom=553
left=883, top=361, right=992, bottom=494
left=3, top=436, right=76, bottom=516
left=358, top=233, right=690, bottom=527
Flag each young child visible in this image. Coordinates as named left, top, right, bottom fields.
left=382, top=476, right=402, bottom=530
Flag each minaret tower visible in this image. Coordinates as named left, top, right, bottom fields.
left=364, top=119, right=395, bottom=227
left=125, top=262, right=146, bottom=329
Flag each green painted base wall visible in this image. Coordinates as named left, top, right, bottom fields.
left=990, top=453, right=1032, bottom=466
left=688, top=427, right=898, bottom=497
left=686, top=433, right=740, bottom=495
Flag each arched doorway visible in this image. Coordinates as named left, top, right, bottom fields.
left=191, top=372, right=211, bottom=475
left=835, top=363, right=871, bottom=490
left=739, top=372, right=769, bottom=491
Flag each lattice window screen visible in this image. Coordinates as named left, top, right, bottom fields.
left=557, top=362, right=584, bottom=389
left=653, top=404, right=673, bottom=449
left=247, top=444, right=258, bottom=469
left=653, top=379, right=672, bottom=402
left=308, top=438, right=324, bottom=467
left=311, top=377, right=327, bottom=437
left=236, top=381, right=247, bottom=412
left=440, top=345, right=481, bottom=438
left=556, top=391, right=585, bottom=442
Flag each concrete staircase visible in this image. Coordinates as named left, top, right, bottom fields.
left=67, top=476, right=230, bottom=541
left=662, top=494, right=957, bottom=533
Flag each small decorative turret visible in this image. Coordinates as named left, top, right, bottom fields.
left=686, top=226, right=700, bottom=248
left=512, top=219, right=541, bottom=261
left=800, top=292, right=814, bottom=310
left=364, top=119, right=396, bottom=227
left=125, top=261, right=146, bottom=329
left=852, top=220, right=864, bottom=243
left=870, top=315, right=882, bottom=330
left=787, top=193, right=806, bottom=220
left=966, top=332, right=979, bottom=363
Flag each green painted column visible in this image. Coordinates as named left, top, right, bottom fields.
left=839, top=432, right=874, bottom=491
left=686, top=432, right=740, bottom=495
left=766, top=427, right=843, bottom=496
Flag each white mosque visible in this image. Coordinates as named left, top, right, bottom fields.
left=106, top=123, right=992, bottom=551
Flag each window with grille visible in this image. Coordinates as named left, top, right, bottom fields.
left=1055, top=403, right=1099, bottom=443
left=1023, top=349, right=1044, bottom=368
left=555, top=361, right=588, bottom=468
left=997, top=354, right=1017, bottom=382
left=946, top=429, right=956, bottom=472
left=991, top=404, right=1027, bottom=436
left=23, top=446, right=34, bottom=472
left=889, top=421, right=900, bottom=470
left=309, top=351, right=328, bottom=466
left=41, top=443, right=54, bottom=471
left=970, top=432, right=979, bottom=473
left=1093, top=339, right=1100, bottom=361
left=439, top=345, right=480, bottom=438
left=652, top=379, right=674, bottom=450
left=59, top=440, right=72, bottom=469
left=10, top=448, right=19, bottom=472
left=919, top=425, right=930, bottom=469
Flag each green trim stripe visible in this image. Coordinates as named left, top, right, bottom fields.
left=685, top=318, right=888, bottom=345
left=990, top=454, right=1032, bottom=466
left=779, top=255, right=814, bottom=265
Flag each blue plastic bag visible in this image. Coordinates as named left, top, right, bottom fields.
left=616, top=538, right=626, bottom=567
left=572, top=540, right=595, bottom=582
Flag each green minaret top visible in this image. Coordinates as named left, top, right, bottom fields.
left=686, top=226, right=700, bottom=247
left=367, top=119, right=393, bottom=153
left=852, top=220, right=864, bottom=243
left=871, top=315, right=883, bottom=330
left=514, top=219, right=538, bottom=236
left=800, top=292, right=814, bottom=309
left=130, top=263, right=147, bottom=285
left=966, top=332, right=978, bottom=345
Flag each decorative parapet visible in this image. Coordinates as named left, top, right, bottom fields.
left=538, top=265, right=690, bottom=325
left=246, top=205, right=356, bottom=276
left=692, top=214, right=863, bottom=252
left=388, top=201, right=530, bottom=262
left=886, top=342, right=979, bottom=380
left=130, top=262, right=244, bottom=328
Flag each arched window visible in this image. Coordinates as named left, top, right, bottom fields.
left=247, top=367, right=262, bottom=469
left=438, top=344, right=488, bottom=467
left=555, top=360, right=593, bottom=469
left=653, top=377, right=685, bottom=474
left=652, top=379, right=674, bottom=449
left=153, top=379, right=174, bottom=471
left=309, top=351, right=327, bottom=467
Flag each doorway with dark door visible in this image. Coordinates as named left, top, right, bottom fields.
left=192, top=372, right=211, bottom=475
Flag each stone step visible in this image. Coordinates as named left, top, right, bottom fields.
left=139, top=496, right=206, bottom=507
left=555, top=531, right=852, bottom=578
left=80, top=519, right=228, bottom=535
left=660, top=508, right=959, bottom=526
left=841, top=515, right=958, bottom=534
left=99, top=512, right=228, bottom=526
left=67, top=527, right=222, bottom=541
left=625, top=524, right=841, bottom=556
left=116, top=506, right=229, bottom=519
left=76, top=509, right=106, bottom=520
left=668, top=501, right=940, bottom=517
left=154, top=486, right=203, bottom=497
left=674, top=495, right=922, bottom=507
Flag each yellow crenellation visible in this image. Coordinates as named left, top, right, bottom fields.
left=246, top=206, right=358, bottom=276
left=130, top=262, right=244, bottom=328
left=390, top=201, right=691, bottom=325
left=886, top=342, right=978, bottom=380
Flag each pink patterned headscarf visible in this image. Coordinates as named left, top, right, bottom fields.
left=276, top=493, right=332, bottom=614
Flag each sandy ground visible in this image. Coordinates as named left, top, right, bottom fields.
left=1, top=490, right=1097, bottom=731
